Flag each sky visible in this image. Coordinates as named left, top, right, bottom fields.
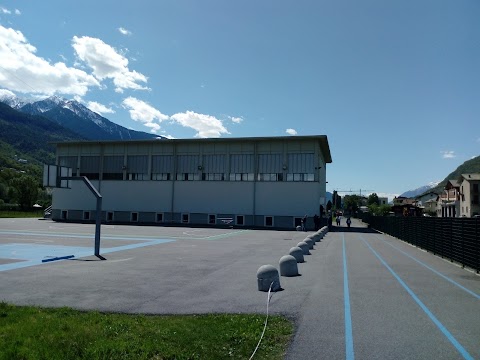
left=0, top=0, right=479, bottom=201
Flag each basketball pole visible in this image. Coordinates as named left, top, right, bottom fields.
left=61, top=176, right=103, bottom=257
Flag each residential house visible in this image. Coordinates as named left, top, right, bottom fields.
left=416, top=191, right=438, bottom=216
left=437, top=180, right=461, bottom=217
left=458, top=174, right=480, bottom=217
left=378, top=197, right=388, bottom=205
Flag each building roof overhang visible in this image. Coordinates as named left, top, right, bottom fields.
left=53, top=135, right=333, bottom=163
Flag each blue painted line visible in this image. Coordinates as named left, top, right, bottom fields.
left=0, top=239, right=174, bottom=272
left=360, top=236, right=474, bottom=360
left=343, top=233, right=355, bottom=360
left=374, top=234, right=480, bottom=301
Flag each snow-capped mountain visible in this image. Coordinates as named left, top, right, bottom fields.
left=400, top=181, right=440, bottom=198
left=2, top=95, right=164, bottom=141
left=0, top=90, right=28, bottom=109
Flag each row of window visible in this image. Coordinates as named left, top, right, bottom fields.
left=77, top=172, right=315, bottom=182
left=63, top=211, right=314, bottom=226
left=64, top=211, right=261, bottom=226
left=59, top=153, right=316, bottom=175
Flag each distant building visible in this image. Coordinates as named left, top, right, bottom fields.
left=393, top=196, right=416, bottom=206
left=415, top=191, right=438, bottom=207
left=378, top=197, right=388, bottom=205
left=438, top=180, right=461, bottom=217
left=458, top=174, right=480, bottom=217
left=51, top=135, right=332, bottom=229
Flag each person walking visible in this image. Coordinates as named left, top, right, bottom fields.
left=302, top=214, right=308, bottom=231
left=346, top=217, right=351, bottom=228
left=313, top=214, right=320, bottom=231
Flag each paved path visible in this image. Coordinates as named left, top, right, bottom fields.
left=0, top=218, right=479, bottom=359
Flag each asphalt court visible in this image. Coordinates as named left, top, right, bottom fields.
left=0, top=218, right=247, bottom=271
left=1, top=218, right=479, bottom=359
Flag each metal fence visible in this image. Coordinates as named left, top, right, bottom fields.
left=359, top=214, right=480, bottom=273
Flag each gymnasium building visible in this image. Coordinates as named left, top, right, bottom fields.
left=51, top=135, right=332, bottom=229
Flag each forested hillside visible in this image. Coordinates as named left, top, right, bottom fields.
left=428, top=155, right=480, bottom=194
left=0, top=103, right=84, bottom=209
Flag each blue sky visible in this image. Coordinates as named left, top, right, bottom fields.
left=0, top=0, right=479, bottom=200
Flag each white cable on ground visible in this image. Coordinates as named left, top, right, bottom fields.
left=249, top=281, right=275, bottom=360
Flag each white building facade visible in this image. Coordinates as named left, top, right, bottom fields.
left=459, top=174, right=480, bottom=217
left=51, top=135, right=332, bottom=229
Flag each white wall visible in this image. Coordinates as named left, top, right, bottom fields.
left=174, top=181, right=254, bottom=214
left=255, top=182, right=322, bottom=216
left=53, top=179, right=324, bottom=217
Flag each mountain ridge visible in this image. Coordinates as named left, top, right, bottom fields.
left=400, top=156, right=480, bottom=198
left=0, top=94, right=164, bottom=142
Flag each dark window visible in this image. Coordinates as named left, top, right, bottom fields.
left=102, top=173, right=123, bottom=180
left=182, top=213, right=189, bottom=223
left=80, top=172, right=100, bottom=180
left=236, top=215, right=244, bottom=225
left=156, top=213, right=163, bottom=222
left=473, top=184, right=479, bottom=193
left=107, top=212, right=114, bottom=221
left=61, top=210, right=67, bottom=220
left=83, top=211, right=90, bottom=220
left=131, top=212, right=139, bottom=222
left=265, top=216, right=273, bottom=227
left=473, top=195, right=479, bottom=205
left=208, top=214, right=216, bottom=224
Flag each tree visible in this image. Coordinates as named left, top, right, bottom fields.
left=344, top=194, right=362, bottom=214
left=10, top=175, right=39, bottom=210
left=326, top=200, right=332, bottom=212
left=368, top=203, right=392, bottom=216
left=367, top=193, right=380, bottom=206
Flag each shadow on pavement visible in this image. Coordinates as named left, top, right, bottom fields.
left=332, top=225, right=379, bottom=234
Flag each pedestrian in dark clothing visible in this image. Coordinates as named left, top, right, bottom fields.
left=302, top=214, right=307, bottom=231
left=313, top=214, right=320, bottom=231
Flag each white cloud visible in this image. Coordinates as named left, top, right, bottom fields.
left=170, top=111, right=230, bottom=138
left=122, top=97, right=168, bottom=133
left=0, top=25, right=100, bottom=96
left=118, top=27, right=132, bottom=36
left=286, top=128, right=297, bottom=135
left=0, top=88, right=16, bottom=98
left=14, top=9, right=21, bottom=15
left=0, top=7, right=11, bottom=14
left=87, top=101, right=115, bottom=115
left=441, top=151, right=456, bottom=159
left=228, top=115, right=243, bottom=124
left=72, top=36, right=149, bottom=93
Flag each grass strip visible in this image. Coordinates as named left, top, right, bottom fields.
left=0, top=211, right=44, bottom=218
left=0, top=302, right=292, bottom=360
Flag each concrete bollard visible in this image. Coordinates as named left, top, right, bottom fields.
left=308, top=233, right=321, bottom=242
left=296, top=225, right=302, bottom=231
left=297, top=241, right=311, bottom=255
left=304, top=238, right=315, bottom=249
left=256, top=265, right=281, bottom=292
left=289, top=246, right=305, bottom=263
left=279, top=255, right=299, bottom=277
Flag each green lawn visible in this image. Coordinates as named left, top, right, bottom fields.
left=0, top=303, right=293, bottom=360
left=0, top=210, right=44, bottom=218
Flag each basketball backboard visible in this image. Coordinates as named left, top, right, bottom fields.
left=43, top=165, right=72, bottom=188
